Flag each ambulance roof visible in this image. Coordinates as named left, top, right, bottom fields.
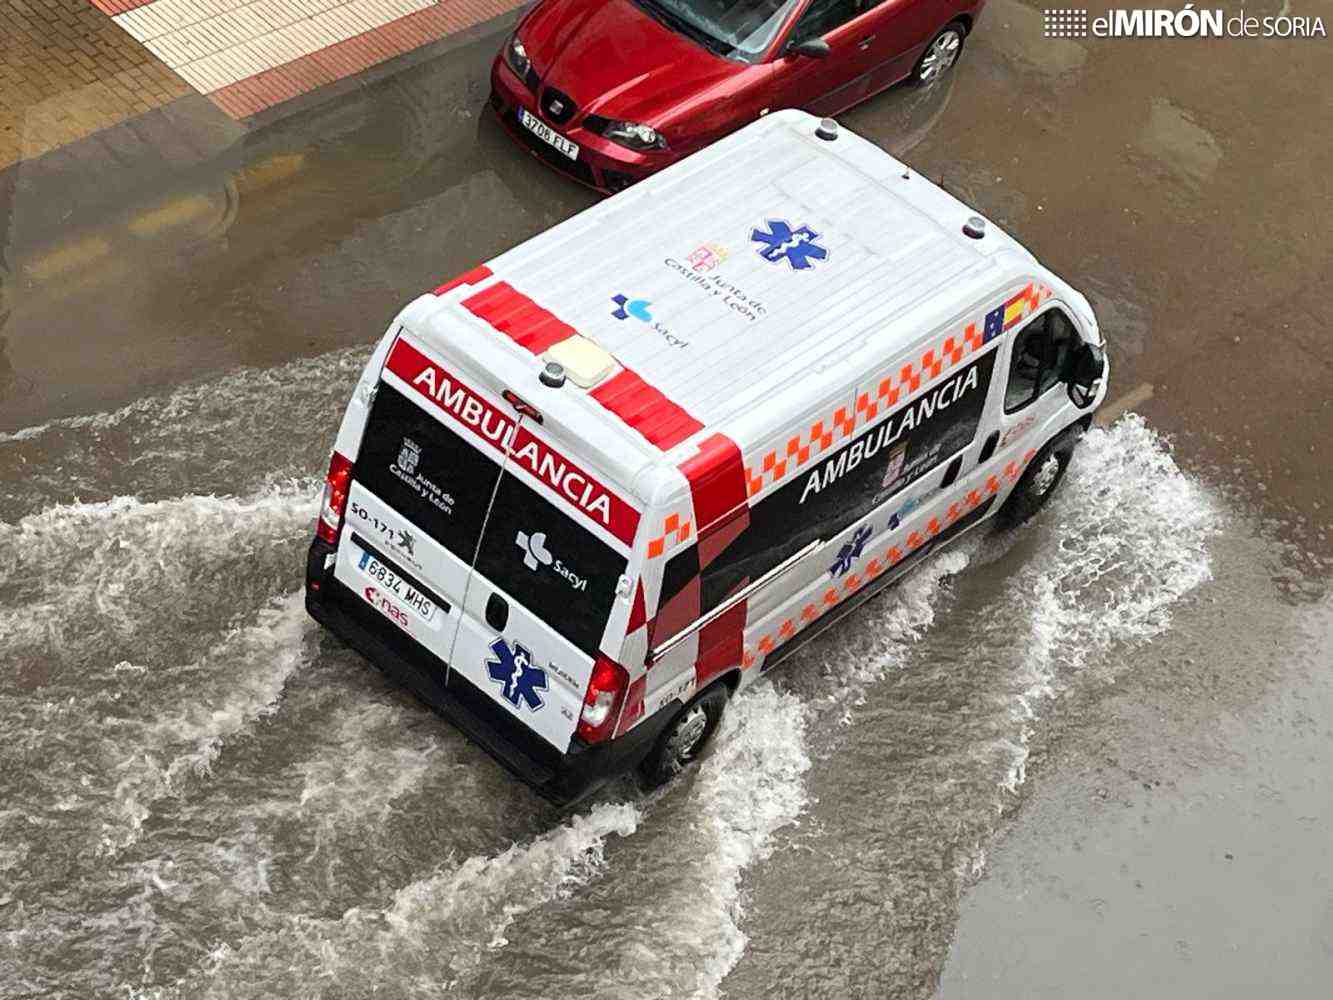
left=407, top=110, right=1046, bottom=498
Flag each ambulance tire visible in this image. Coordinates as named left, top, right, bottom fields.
left=910, top=21, right=968, bottom=87
left=637, top=683, right=730, bottom=790
left=998, top=430, right=1078, bottom=527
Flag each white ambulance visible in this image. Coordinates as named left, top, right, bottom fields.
left=305, top=110, right=1107, bottom=804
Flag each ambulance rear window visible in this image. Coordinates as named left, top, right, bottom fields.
left=354, top=383, right=625, bottom=657
left=473, top=471, right=627, bottom=657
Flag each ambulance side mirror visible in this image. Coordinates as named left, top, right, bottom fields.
left=788, top=38, right=831, bottom=59
left=1066, top=342, right=1105, bottom=409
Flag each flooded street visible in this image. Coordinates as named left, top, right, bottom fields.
left=1, top=3, right=1329, bottom=998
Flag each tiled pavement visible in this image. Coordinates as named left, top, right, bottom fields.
left=1, top=1, right=526, bottom=171
left=94, top=0, right=529, bottom=118
left=0, top=0, right=191, bottom=168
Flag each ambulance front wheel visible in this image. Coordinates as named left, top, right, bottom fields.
left=638, top=683, right=729, bottom=790
left=999, top=431, right=1078, bottom=527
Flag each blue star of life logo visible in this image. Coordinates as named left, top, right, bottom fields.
left=751, top=219, right=828, bottom=271
left=829, top=524, right=873, bottom=577
left=485, top=637, right=548, bottom=712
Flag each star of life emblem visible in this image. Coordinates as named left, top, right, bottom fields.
left=829, top=524, right=873, bottom=577
left=485, top=637, right=548, bottom=712
left=751, top=219, right=828, bottom=271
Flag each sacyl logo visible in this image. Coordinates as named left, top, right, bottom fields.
left=611, top=293, right=690, bottom=349
left=515, top=529, right=587, bottom=591
left=516, top=529, right=553, bottom=571
left=611, top=294, right=653, bottom=322
left=398, top=437, right=421, bottom=475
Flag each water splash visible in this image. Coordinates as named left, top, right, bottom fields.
left=140, top=802, right=641, bottom=1000
left=989, top=414, right=1218, bottom=793
left=0, top=484, right=318, bottom=677
left=101, top=591, right=314, bottom=853
left=0, top=346, right=368, bottom=517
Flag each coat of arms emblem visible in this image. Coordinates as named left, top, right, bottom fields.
left=398, top=437, right=421, bottom=475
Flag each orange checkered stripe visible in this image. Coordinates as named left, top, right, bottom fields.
left=645, top=511, right=694, bottom=559
left=745, top=283, right=1053, bottom=498
left=740, top=450, right=1037, bottom=670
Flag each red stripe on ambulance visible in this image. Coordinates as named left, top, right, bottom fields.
left=433, top=264, right=492, bottom=296
left=677, top=433, right=750, bottom=689
left=386, top=337, right=641, bottom=545
left=591, top=368, right=704, bottom=450
left=462, top=282, right=577, bottom=354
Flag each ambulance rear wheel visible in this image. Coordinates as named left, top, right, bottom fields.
left=998, top=432, right=1077, bottom=527
left=638, top=683, right=729, bottom=789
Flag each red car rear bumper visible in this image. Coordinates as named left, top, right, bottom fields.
left=489, top=57, right=675, bottom=195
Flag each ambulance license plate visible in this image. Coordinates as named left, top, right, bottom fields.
left=357, top=550, right=436, bottom=623
left=519, top=108, right=579, bottom=160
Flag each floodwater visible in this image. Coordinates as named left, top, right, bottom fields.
left=1, top=347, right=1217, bottom=998
left=2, top=1, right=1330, bottom=997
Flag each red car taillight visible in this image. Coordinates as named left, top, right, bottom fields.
left=316, top=451, right=354, bottom=545
left=576, top=655, right=629, bottom=745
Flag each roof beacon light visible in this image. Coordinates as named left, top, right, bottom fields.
left=963, top=216, right=987, bottom=239
left=539, top=360, right=567, bottom=388
left=544, top=335, right=615, bottom=388
left=816, top=118, right=838, bottom=141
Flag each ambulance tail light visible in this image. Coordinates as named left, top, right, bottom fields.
left=576, top=655, right=629, bottom=745
left=316, top=451, right=354, bottom=545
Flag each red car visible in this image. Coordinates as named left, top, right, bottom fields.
left=490, top=0, right=986, bottom=193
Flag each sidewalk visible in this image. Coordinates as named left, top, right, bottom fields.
left=93, top=0, right=530, bottom=119
left=1, top=0, right=525, bottom=314
left=0, top=0, right=191, bottom=169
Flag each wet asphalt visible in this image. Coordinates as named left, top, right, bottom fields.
left=0, top=2, right=1330, bottom=998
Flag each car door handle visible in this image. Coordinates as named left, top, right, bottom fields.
left=858, top=34, right=876, bottom=49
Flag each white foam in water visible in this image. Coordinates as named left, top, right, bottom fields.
left=660, top=684, right=812, bottom=1000
left=296, top=701, right=444, bottom=836
left=102, top=591, right=313, bottom=853
left=143, top=802, right=641, bottom=1000
left=0, top=346, right=369, bottom=445
left=824, top=548, right=973, bottom=725
left=0, top=346, right=369, bottom=520
left=0, top=485, right=317, bottom=658
left=983, top=414, right=1217, bottom=793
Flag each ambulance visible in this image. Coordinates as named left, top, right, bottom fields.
left=304, top=110, right=1107, bottom=804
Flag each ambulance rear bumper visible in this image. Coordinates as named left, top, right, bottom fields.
left=304, top=538, right=671, bottom=806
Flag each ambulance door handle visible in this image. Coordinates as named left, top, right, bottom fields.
left=978, top=430, right=1000, bottom=464
left=939, top=455, right=963, bottom=488
left=858, top=35, right=876, bottom=49
left=486, top=593, right=509, bottom=631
